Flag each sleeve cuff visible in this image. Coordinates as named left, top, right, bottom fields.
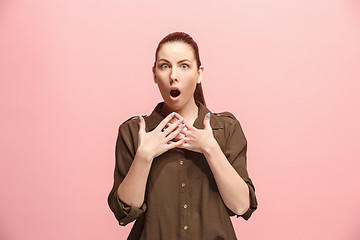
left=238, top=183, right=257, bottom=220
left=228, top=183, right=258, bottom=220
left=115, top=195, right=147, bottom=226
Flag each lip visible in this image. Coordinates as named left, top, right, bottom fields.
left=169, top=86, right=181, bottom=101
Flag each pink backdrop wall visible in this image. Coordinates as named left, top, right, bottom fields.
left=1, top=0, right=360, bottom=239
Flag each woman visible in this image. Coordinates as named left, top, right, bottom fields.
left=108, top=32, right=257, bottom=240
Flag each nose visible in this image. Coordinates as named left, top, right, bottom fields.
left=170, top=66, right=178, bottom=82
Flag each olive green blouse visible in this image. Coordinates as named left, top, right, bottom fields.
left=108, top=101, right=257, bottom=240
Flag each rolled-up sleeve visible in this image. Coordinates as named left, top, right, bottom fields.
left=107, top=121, right=146, bottom=226
left=224, top=117, right=258, bottom=220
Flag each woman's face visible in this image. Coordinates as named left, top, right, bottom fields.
left=152, top=41, right=204, bottom=111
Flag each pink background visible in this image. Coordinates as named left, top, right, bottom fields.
left=1, top=0, right=360, bottom=239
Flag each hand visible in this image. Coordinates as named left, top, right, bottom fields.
left=174, top=112, right=218, bottom=154
left=137, top=112, right=186, bottom=161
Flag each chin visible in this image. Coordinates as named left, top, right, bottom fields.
left=164, top=100, right=183, bottom=111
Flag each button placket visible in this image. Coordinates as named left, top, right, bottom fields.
left=178, top=154, right=190, bottom=238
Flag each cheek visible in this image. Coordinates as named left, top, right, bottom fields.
left=188, top=73, right=200, bottom=87
left=155, top=74, right=167, bottom=86
left=183, top=81, right=198, bottom=95
left=188, top=71, right=199, bottom=82
left=157, top=83, right=167, bottom=93
left=156, top=80, right=169, bottom=96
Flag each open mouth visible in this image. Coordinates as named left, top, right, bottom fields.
left=170, top=88, right=181, bottom=98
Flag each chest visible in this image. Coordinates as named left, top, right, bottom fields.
left=145, top=128, right=226, bottom=197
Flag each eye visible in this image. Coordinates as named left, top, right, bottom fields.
left=181, top=64, right=189, bottom=69
left=160, top=63, right=169, bottom=69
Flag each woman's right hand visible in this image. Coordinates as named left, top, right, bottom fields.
left=137, top=112, right=186, bottom=161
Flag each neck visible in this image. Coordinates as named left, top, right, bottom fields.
left=161, top=99, right=199, bottom=125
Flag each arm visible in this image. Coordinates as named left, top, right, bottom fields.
left=119, top=113, right=186, bottom=208
left=117, top=148, right=153, bottom=208
left=202, top=141, right=250, bottom=216
left=176, top=112, right=257, bottom=220
left=108, top=113, right=186, bottom=226
left=212, top=117, right=257, bottom=220
left=107, top=122, right=148, bottom=226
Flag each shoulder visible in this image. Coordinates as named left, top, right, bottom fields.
left=212, top=111, right=239, bottom=126
left=122, top=115, right=140, bottom=125
left=117, top=115, right=144, bottom=133
left=212, top=111, right=246, bottom=140
left=213, top=111, right=237, bottom=120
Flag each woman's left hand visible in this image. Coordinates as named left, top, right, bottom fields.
left=171, top=112, right=218, bottom=154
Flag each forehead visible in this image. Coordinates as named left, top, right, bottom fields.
left=157, top=42, right=195, bottom=61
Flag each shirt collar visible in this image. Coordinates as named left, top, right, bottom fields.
left=145, top=101, right=223, bottom=132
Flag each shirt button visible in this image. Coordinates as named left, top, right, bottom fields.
left=179, top=160, right=184, bottom=165
left=183, top=204, right=188, bottom=209
left=181, top=182, right=186, bottom=187
left=183, top=225, right=188, bottom=230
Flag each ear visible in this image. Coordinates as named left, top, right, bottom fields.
left=197, top=65, right=204, bottom=84
left=152, top=66, right=157, bottom=84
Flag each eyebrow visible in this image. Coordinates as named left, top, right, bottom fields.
left=158, top=58, right=192, bottom=63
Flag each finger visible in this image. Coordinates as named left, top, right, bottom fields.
left=162, top=117, right=185, bottom=136
left=203, top=112, right=211, bottom=130
left=173, top=113, right=195, bottom=132
left=161, top=122, right=171, bottom=132
left=173, top=135, right=182, bottom=140
left=156, top=112, right=176, bottom=132
left=174, top=132, right=185, bottom=140
left=176, top=138, right=187, bottom=146
left=178, top=123, right=193, bottom=137
left=173, top=112, right=182, bottom=119
left=138, top=115, right=145, bottom=133
left=165, top=121, right=186, bottom=141
left=175, top=138, right=188, bottom=149
left=168, top=131, right=184, bottom=141
left=166, top=137, right=186, bottom=150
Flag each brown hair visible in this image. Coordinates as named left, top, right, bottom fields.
left=153, top=32, right=206, bottom=107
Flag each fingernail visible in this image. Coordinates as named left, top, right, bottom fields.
left=179, top=118, right=184, bottom=123
left=181, top=123, right=185, bottom=128
left=171, top=112, right=175, bottom=117
left=206, top=112, right=210, bottom=118
left=138, top=115, right=142, bottom=121
left=182, top=138, right=186, bottom=142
